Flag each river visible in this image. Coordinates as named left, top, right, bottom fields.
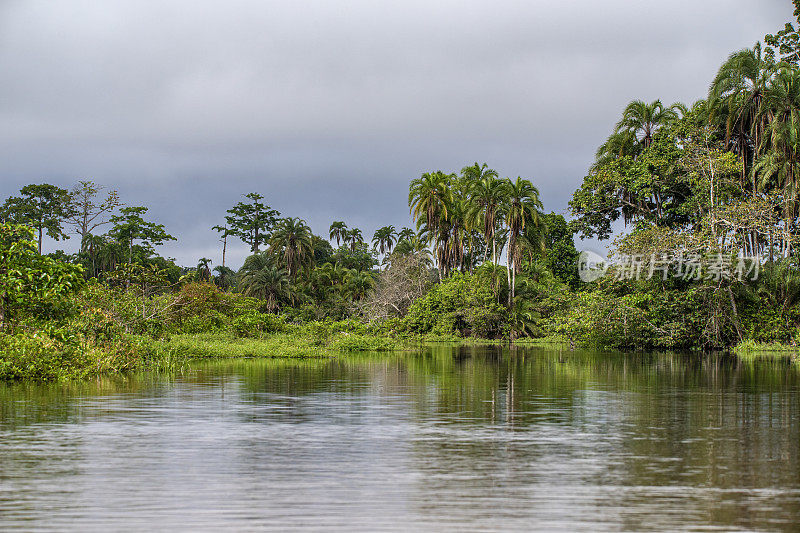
left=1, top=346, right=799, bottom=531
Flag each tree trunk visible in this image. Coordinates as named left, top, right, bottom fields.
left=222, top=233, right=227, bottom=268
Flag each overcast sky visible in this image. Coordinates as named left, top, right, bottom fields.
left=0, top=0, right=793, bottom=266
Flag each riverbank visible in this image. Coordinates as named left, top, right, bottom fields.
left=0, top=326, right=576, bottom=383
left=733, top=340, right=800, bottom=361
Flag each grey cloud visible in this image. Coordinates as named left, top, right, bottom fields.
left=0, top=0, right=793, bottom=265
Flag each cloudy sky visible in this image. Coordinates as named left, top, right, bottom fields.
left=0, top=0, right=793, bottom=266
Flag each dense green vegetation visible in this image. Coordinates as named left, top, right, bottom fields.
left=5, top=9, right=800, bottom=380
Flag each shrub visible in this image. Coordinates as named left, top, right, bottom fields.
left=403, top=272, right=508, bottom=338
left=231, top=311, right=286, bottom=338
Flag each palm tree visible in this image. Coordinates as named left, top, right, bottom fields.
left=97, top=239, right=125, bottom=273
left=212, top=265, right=236, bottom=290
left=445, top=195, right=470, bottom=273
left=269, top=217, right=315, bottom=279
left=614, top=99, right=678, bottom=149
left=593, top=130, right=638, bottom=169
left=196, top=257, right=212, bottom=282
left=81, top=233, right=106, bottom=277
left=409, top=171, right=453, bottom=244
left=752, top=66, right=800, bottom=255
left=345, top=270, right=375, bottom=300
left=372, top=225, right=397, bottom=256
left=397, top=227, right=415, bottom=242
left=329, top=221, right=348, bottom=247
left=461, top=162, right=498, bottom=182
left=467, top=174, right=506, bottom=264
left=501, top=177, right=543, bottom=306
left=238, top=252, right=295, bottom=311
left=346, top=228, right=364, bottom=252
left=709, top=43, right=772, bottom=187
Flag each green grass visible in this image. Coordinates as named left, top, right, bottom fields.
left=153, top=331, right=408, bottom=360
left=733, top=339, right=800, bottom=360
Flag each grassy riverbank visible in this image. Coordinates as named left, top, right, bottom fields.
left=733, top=340, right=800, bottom=361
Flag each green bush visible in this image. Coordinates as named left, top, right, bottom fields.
left=231, top=311, right=286, bottom=338
left=0, top=333, right=93, bottom=381
left=403, top=272, right=508, bottom=338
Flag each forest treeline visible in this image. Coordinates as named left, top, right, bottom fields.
left=4, top=6, right=800, bottom=380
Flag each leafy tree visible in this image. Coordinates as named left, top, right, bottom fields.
left=108, top=206, right=176, bottom=264
left=538, top=213, right=580, bottom=288
left=0, top=224, right=84, bottom=330
left=1, top=184, right=74, bottom=254
left=225, top=193, right=280, bottom=253
left=764, top=2, right=800, bottom=65
left=330, top=241, right=377, bottom=272
left=311, top=235, right=333, bottom=264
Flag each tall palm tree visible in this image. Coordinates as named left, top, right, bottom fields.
left=269, top=217, right=314, bottom=279
left=81, top=233, right=106, bottom=277
left=372, top=225, right=397, bottom=256
left=752, top=66, right=800, bottom=255
left=709, top=43, right=772, bottom=187
left=445, top=196, right=470, bottom=273
left=346, top=227, right=364, bottom=252
left=461, top=162, right=498, bottom=182
left=467, top=175, right=506, bottom=264
left=409, top=171, right=453, bottom=244
left=329, top=221, right=348, bottom=247
left=501, top=177, right=543, bottom=306
left=196, top=257, right=212, bottom=282
left=97, top=239, right=125, bottom=273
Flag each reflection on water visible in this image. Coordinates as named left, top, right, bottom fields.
left=1, top=346, right=799, bottom=531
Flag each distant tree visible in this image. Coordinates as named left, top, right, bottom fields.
left=212, top=265, right=236, bottom=290
left=66, top=180, right=122, bottom=252
left=397, top=227, right=415, bottom=242
left=197, top=257, right=212, bottom=282
left=108, top=206, right=176, bottom=264
left=0, top=223, right=84, bottom=330
left=539, top=213, right=580, bottom=288
left=311, top=235, right=334, bottom=264
left=372, top=225, right=397, bottom=256
left=212, top=224, right=232, bottom=267
left=269, top=217, right=314, bottom=279
left=238, top=252, right=295, bottom=311
left=346, top=228, right=364, bottom=252
left=225, top=193, right=280, bottom=253
left=361, top=251, right=432, bottom=320
left=329, top=221, right=348, bottom=247
left=1, top=184, right=74, bottom=254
